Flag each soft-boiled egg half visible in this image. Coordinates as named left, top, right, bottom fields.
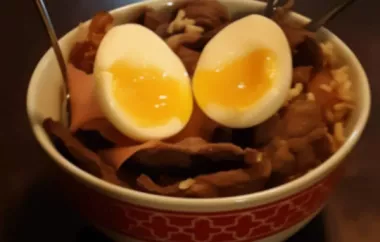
left=192, top=15, right=292, bottom=128
left=94, top=24, right=193, bottom=141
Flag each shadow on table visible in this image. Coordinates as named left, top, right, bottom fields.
left=286, top=212, right=327, bottom=242
left=75, top=212, right=327, bottom=242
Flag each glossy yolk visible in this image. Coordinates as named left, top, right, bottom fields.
left=110, top=61, right=191, bottom=127
left=193, top=49, right=277, bottom=109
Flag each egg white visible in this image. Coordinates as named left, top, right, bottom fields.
left=94, top=24, right=193, bottom=141
left=193, top=14, right=292, bottom=128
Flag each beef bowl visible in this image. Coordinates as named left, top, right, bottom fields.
left=27, top=0, right=370, bottom=241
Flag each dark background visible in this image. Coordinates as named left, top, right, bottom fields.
left=1, top=0, right=379, bottom=241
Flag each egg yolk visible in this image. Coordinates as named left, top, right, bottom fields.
left=109, top=61, right=191, bottom=127
left=193, top=48, right=277, bottom=109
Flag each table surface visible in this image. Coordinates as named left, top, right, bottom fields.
left=2, top=0, right=380, bottom=241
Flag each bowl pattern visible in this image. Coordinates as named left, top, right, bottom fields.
left=66, top=168, right=341, bottom=242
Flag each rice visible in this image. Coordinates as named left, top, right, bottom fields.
left=329, top=64, right=354, bottom=102
left=320, top=42, right=338, bottom=66
left=179, top=178, right=195, bottom=190
left=333, top=110, right=348, bottom=122
left=333, top=103, right=355, bottom=111
left=320, top=84, right=332, bottom=92
left=326, top=109, right=335, bottom=122
left=287, top=83, right=303, bottom=102
left=168, top=9, right=202, bottom=34
left=332, top=66, right=350, bottom=84
left=320, top=42, right=354, bottom=102
left=334, top=122, right=346, bottom=143
left=256, top=152, right=263, bottom=162
left=185, top=24, right=204, bottom=34
left=326, top=133, right=338, bottom=152
left=319, top=42, right=355, bottom=145
left=307, top=92, right=315, bottom=101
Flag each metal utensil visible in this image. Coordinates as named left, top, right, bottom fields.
left=35, top=0, right=71, bottom=125
left=294, top=0, right=358, bottom=70
left=264, top=0, right=357, bottom=32
left=305, top=0, right=357, bottom=32
left=263, top=0, right=276, bottom=17
left=264, top=0, right=292, bottom=17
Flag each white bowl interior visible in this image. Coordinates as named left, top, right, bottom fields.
left=27, top=0, right=370, bottom=211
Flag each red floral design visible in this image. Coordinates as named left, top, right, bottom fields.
left=226, top=215, right=261, bottom=238
left=251, top=224, right=272, bottom=237
left=184, top=219, right=222, bottom=241
left=63, top=168, right=342, bottom=242
left=142, top=215, right=179, bottom=239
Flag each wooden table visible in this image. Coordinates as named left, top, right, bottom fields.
left=2, top=0, right=379, bottom=241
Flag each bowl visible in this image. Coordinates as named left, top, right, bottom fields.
left=27, top=0, right=370, bottom=241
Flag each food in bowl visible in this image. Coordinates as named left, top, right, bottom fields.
left=42, top=0, right=355, bottom=198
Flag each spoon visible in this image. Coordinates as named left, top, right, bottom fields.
left=263, top=0, right=293, bottom=17
left=263, top=0, right=276, bottom=17
left=264, top=0, right=357, bottom=32
left=294, top=0, right=358, bottom=69
left=35, top=0, right=71, bottom=126
left=305, top=0, right=357, bottom=32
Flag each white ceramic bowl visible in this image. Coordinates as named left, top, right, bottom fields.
left=27, top=0, right=370, bottom=241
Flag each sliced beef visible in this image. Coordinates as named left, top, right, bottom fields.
left=169, top=103, right=218, bottom=142
left=43, top=119, right=123, bottom=186
left=253, top=114, right=281, bottom=146
left=261, top=100, right=329, bottom=178
left=66, top=65, right=136, bottom=147
left=99, top=137, right=245, bottom=170
left=293, top=66, right=313, bottom=84
left=175, top=46, right=201, bottom=75
left=155, top=23, right=171, bottom=38
left=281, top=25, right=315, bottom=49
left=211, top=127, right=233, bottom=143
left=281, top=100, right=324, bottom=138
left=165, top=31, right=202, bottom=76
left=69, top=12, right=113, bottom=73
left=143, top=8, right=172, bottom=31
left=88, top=11, right=114, bottom=47
left=293, top=38, right=324, bottom=71
left=265, top=127, right=327, bottom=177
left=67, top=64, right=103, bottom=132
left=137, top=175, right=183, bottom=196
left=265, top=138, right=296, bottom=176
left=166, top=32, right=202, bottom=51
left=74, top=129, right=114, bottom=151
left=79, top=119, right=138, bottom=147
left=183, top=0, right=229, bottom=31
left=272, top=0, right=315, bottom=49
left=185, top=22, right=229, bottom=51
left=69, top=41, right=97, bottom=74
left=308, top=69, right=340, bottom=112
left=136, top=149, right=271, bottom=198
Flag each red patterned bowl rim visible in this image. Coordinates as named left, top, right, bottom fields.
left=71, top=166, right=341, bottom=215
left=70, top=168, right=341, bottom=242
left=27, top=0, right=371, bottom=210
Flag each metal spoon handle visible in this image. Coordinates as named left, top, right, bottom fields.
left=35, top=0, right=68, bottom=83
left=305, top=0, right=357, bottom=32
left=264, top=0, right=292, bottom=18
left=264, top=0, right=276, bottom=17
left=35, top=0, right=71, bottom=125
